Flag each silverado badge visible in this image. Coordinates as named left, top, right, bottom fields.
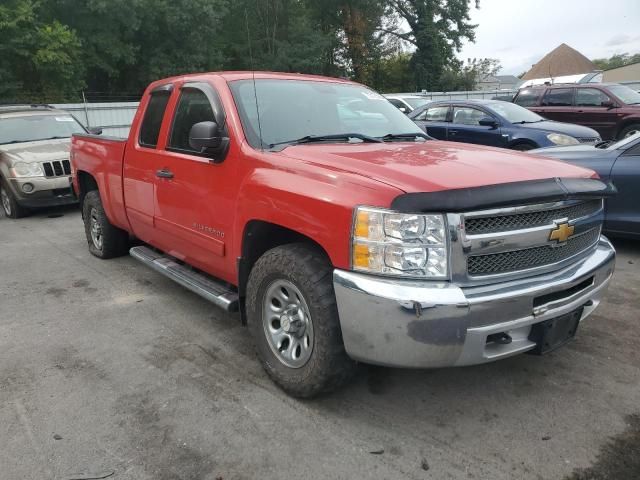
left=549, top=222, right=575, bottom=244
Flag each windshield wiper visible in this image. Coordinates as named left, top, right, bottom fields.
left=41, top=136, right=70, bottom=140
left=512, top=120, right=545, bottom=124
left=269, top=133, right=382, bottom=149
left=380, top=132, right=430, bottom=142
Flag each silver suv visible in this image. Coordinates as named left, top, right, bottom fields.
left=0, top=105, right=87, bottom=218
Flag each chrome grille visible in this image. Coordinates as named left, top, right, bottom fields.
left=42, top=160, right=71, bottom=178
left=468, top=228, right=600, bottom=276
left=464, top=200, right=602, bottom=235
left=577, top=137, right=600, bottom=144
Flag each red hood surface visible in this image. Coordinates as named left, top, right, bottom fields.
left=278, top=140, right=595, bottom=193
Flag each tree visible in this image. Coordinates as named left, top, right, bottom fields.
left=383, top=0, right=479, bottom=91
left=371, top=52, right=414, bottom=92
left=592, top=52, right=640, bottom=71
left=439, top=57, right=500, bottom=91
left=0, top=0, right=84, bottom=101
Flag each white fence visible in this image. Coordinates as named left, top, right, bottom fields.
left=395, top=81, right=640, bottom=102
left=54, top=80, right=640, bottom=136
left=52, top=101, right=139, bottom=138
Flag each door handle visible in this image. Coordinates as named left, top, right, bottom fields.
left=449, top=130, right=458, bottom=135
left=156, top=168, right=174, bottom=179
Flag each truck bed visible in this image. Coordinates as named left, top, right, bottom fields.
left=71, top=133, right=130, bottom=231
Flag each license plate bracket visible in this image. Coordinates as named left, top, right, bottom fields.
left=527, top=308, right=583, bottom=355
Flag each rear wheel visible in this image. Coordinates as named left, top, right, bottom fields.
left=246, top=243, right=356, bottom=397
left=618, top=124, right=640, bottom=140
left=82, top=190, right=129, bottom=259
left=0, top=178, right=29, bottom=219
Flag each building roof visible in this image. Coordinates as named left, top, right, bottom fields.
left=521, top=44, right=596, bottom=81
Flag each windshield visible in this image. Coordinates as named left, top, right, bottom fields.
left=229, top=79, right=423, bottom=148
left=489, top=102, right=544, bottom=123
left=608, top=84, right=640, bottom=105
left=403, top=97, right=429, bottom=109
left=0, top=114, right=86, bottom=145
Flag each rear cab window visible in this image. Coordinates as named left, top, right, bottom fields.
left=541, top=88, right=574, bottom=107
left=139, top=90, right=171, bottom=148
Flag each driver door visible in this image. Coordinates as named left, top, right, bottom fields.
left=151, top=81, right=238, bottom=282
left=448, top=106, right=505, bottom=147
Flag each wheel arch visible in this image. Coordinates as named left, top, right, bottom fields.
left=615, top=118, right=640, bottom=139
left=237, top=220, right=332, bottom=324
left=76, top=170, right=99, bottom=212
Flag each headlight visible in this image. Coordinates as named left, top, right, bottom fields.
left=352, top=206, right=448, bottom=278
left=10, top=162, right=44, bottom=177
left=547, top=133, right=579, bottom=146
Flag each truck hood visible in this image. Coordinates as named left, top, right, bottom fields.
left=516, top=120, right=599, bottom=138
left=0, top=138, right=70, bottom=163
left=278, top=140, right=595, bottom=193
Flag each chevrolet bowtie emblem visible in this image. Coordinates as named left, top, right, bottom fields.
left=549, top=222, right=575, bottom=243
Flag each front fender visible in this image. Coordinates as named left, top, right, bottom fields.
left=233, top=166, right=402, bottom=269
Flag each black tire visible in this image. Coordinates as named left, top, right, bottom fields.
left=0, top=177, right=29, bottom=219
left=82, top=190, right=129, bottom=259
left=511, top=142, right=535, bottom=151
left=246, top=243, right=356, bottom=398
left=618, top=124, right=640, bottom=140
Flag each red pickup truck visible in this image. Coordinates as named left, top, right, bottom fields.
left=71, top=72, right=616, bottom=397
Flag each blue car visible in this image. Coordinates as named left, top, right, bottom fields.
left=531, top=133, right=640, bottom=239
left=409, top=99, right=601, bottom=151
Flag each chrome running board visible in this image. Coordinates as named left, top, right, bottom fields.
left=130, top=246, right=239, bottom=312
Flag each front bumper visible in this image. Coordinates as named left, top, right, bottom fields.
left=8, top=176, right=77, bottom=208
left=333, top=237, right=615, bottom=368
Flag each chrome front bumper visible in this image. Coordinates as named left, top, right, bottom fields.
left=333, top=237, right=615, bottom=368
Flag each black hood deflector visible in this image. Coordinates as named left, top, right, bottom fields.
left=391, top=177, right=617, bottom=213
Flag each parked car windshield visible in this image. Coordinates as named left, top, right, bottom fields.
left=607, top=84, right=640, bottom=105
left=402, top=97, right=429, bottom=109
left=0, top=114, right=86, bottom=145
left=488, top=102, right=544, bottom=124
left=230, top=79, right=423, bottom=148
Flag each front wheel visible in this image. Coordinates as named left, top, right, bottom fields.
left=618, top=124, right=640, bottom=140
left=82, top=190, right=129, bottom=259
left=246, top=243, right=356, bottom=397
left=0, top=178, right=29, bottom=219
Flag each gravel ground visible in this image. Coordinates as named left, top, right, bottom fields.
left=1, top=206, right=639, bottom=480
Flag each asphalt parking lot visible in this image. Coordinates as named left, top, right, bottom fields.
left=1, top=206, right=639, bottom=480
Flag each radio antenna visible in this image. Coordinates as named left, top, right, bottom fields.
left=245, top=8, right=264, bottom=151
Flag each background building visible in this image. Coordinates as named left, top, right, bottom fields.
left=603, top=62, right=640, bottom=83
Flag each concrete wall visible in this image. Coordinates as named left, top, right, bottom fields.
left=603, top=63, right=640, bottom=83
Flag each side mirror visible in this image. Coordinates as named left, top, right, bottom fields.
left=479, top=117, right=498, bottom=128
left=188, top=121, right=229, bottom=163
left=87, top=127, right=102, bottom=135
left=602, top=100, right=616, bottom=109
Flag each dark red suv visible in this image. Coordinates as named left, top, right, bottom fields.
left=513, top=83, right=640, bottom=140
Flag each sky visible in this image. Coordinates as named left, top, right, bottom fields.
left=458, top=0, right=640, bottom=76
